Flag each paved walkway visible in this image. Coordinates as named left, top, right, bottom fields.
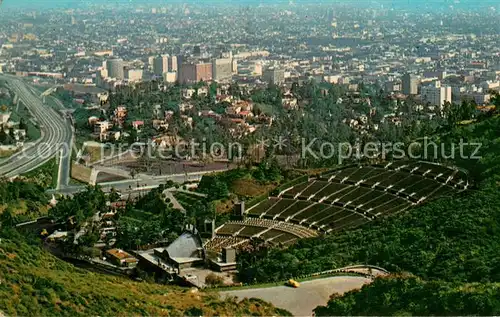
left=220, top=276, right=371, bottom=316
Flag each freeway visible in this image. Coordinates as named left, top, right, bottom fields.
left=0, top=74, right=73, bottom=186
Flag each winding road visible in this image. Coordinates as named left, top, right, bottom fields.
left=0, top=74, right=72, bottom=187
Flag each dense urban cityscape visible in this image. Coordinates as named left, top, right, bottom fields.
left=0, top=1, right=499, bottom=316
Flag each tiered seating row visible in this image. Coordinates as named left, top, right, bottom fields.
left=204, top=236, right=248, bottom=253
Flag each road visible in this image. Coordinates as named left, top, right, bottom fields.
left=220, top=276, right=372, bottom=316
left=49, top=168, right=229, bottom=196
left=0, top=74, right=73, bottom=187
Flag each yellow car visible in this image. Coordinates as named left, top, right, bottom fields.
left=286, top=279, right=300, bottom=288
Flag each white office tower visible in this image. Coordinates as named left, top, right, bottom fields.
left=124, top=68, right=143, bottom=82
left=421, top=81, right=452, bottom=108
left=106, top=58, right=124, bottom=80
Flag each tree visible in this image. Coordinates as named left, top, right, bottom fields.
left=0, top=126, right=7, bottom=144
left=8, top=127, right=15, bottom=141
left=0, top=206, right=16, bottom=228
left=19, top=118, right=27, bottom=131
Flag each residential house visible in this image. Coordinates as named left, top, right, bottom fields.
left=182, top=88, right=195, bottom=100
left=282, top=93, right=298, bottom=109
left=164, top=110, right=175, bottom=120
left=94, top=121, right=111, bottom=134
left=105, top=248, right=139, bottom=268
left=180, top=115, right=193, bottom=128
left=100, top=131, right=121, bottom=142
left=0, top=112, right=11, bottom=126
left=153, top=119, right=169, bottom=131
left=13, top=129, right=26, bottom=141
left=199, top=110, right=221, bottom=120
left=197, top=86, right=208, bottom=98
left=88, top=116, right=100, bottom=126
left=215, top=94, right=234, bottom=104
left=239, top=110, right=253, bottom=119
left=178, top=103, right=194, bottom=113
left=132, top=120, right=144, bottom=131
left=114, top=106, right=127, bottom=126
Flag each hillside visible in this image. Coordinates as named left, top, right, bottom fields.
left=0, top=229, right=290, bottom=316
left=315, top=275, right=500, bottom=316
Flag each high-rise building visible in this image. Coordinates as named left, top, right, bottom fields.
left=402, top=73, right=420, bottom=95
left=153, top=55, right=168, bottom=75
left=262, top=67, right=285, bottom=85
left=163, top=72, right=177, bottom=83
left=232, top=59, right=238, bottom=74
left=124, top=68, right=143, bottom=82
left=421, top=81, right=452, bottom=108
left=168, top=56, right=178, bottom=72
left=179, top=62, right=212, bottom=83
left=106, top=58, right=124, bottom=80
left=212, top=58, right=233, bottom=82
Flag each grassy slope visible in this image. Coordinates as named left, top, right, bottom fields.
left=0, top=231, right=290, bottom=316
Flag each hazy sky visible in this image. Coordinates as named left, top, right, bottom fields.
left=0, top=0, right=498, bottom=10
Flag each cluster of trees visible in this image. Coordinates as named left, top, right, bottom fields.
left=0, top=180, right=48, bottom=227
left=315, top=274, right=500, bottom=316
left=49, top=185, right=107, bottom=225
left=115, top=184, right=217, bottom=249
left=115, top=186, right=183, bottom=249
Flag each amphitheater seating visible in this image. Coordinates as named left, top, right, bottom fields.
left=262, top=199, right=296, bottom=218
left=276, top=200, right=314, bottom=221
left=298, top=181, right=330, bottom=199
left=282, top=182, right=310, bottom=198
left=344, top=167, right=381, bottom=183
left=232, top=162, right=467, bottom=249
left=246, top=198, right=279, bottom=217
left=325, top=215, right=370, bottom=233
left=314, top=182, right=353, bottom=201
left=209, top=218, right=318, bottom=253
left=290, top=203, right=330, bottom=223
left=237, top=225, right=267, bottom=238
left=322, top=213, right=367, bottom=231
left=216, top=223, right=245, bottom=235
left=270, top=232, right=298, bottom=245
left=334, top=187, right=374, bottom=206
left=328, top=167, right=359, bottom=182
left=258, top=229, right=284, bottom=241
left=305, top=206, right=350, bottom=226
left=204, top=236, right=249, bottom=253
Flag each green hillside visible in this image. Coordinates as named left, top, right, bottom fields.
left=0, top=229, right=290, bottom=316
left=315, top=275, right=500, bottom=316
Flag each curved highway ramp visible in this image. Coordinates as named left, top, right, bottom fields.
left=0, top=75, right=73, bottom=187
